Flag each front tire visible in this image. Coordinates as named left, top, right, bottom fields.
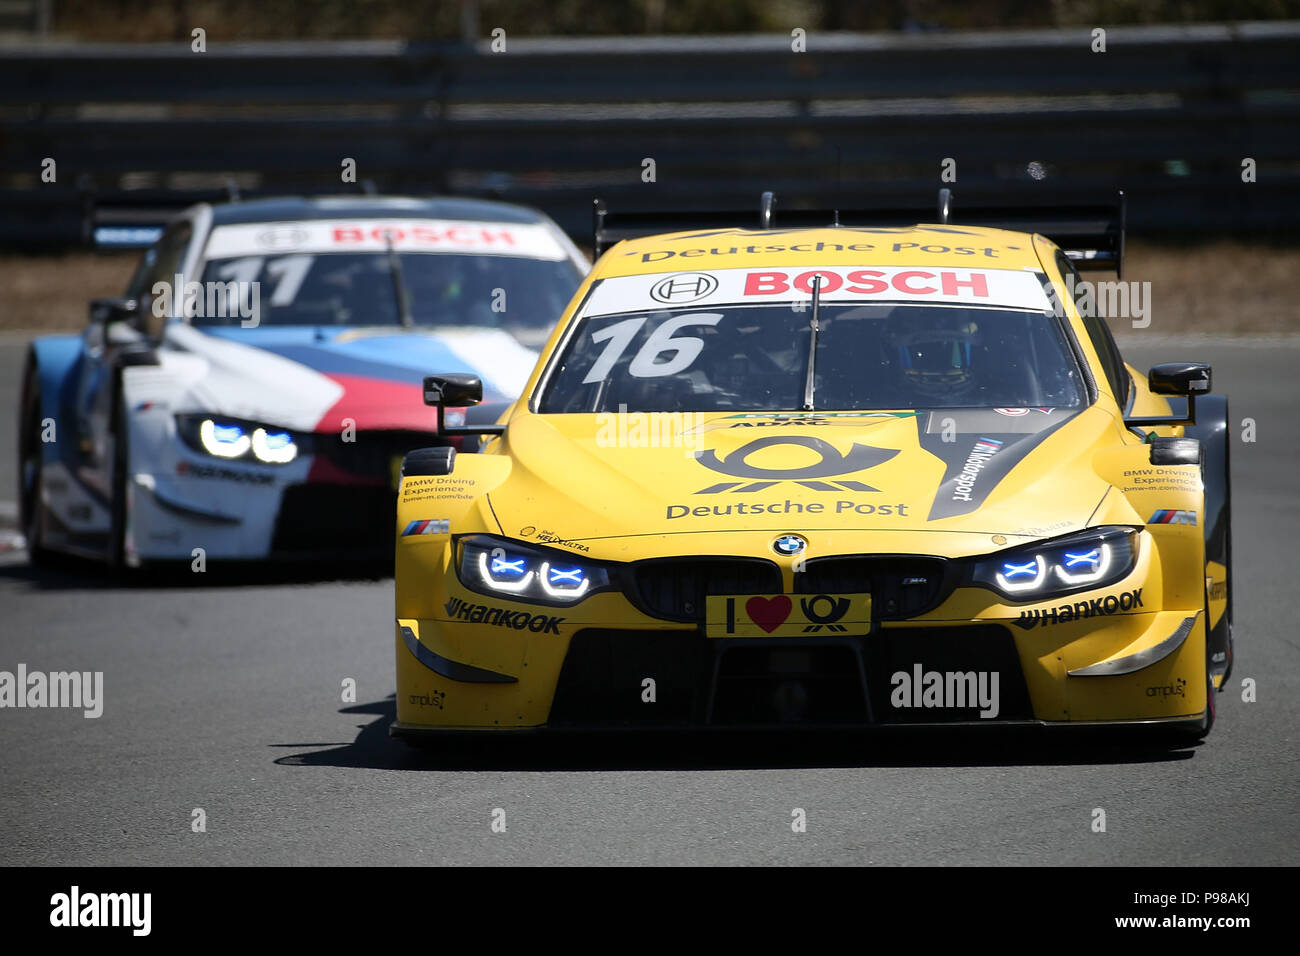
left=18, top=356, right=51, bottom=566
left=107, top=391, right=132, bottom=570
left=1186, top=393, right=1232, bottom=685
left=1186, top=589, right=1216, bottom=741
left=1188, top=655, right=1216, bottom=741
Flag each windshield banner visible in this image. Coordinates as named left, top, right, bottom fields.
left=584, top=266, right=1052, bottom=316
left=204, top=220, right=570, bottom=261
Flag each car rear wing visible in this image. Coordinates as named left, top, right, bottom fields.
left=81, top=179, right=250, bottom=249
left=592, top=195, right=781, bottom=260
left=85, top=206, right=171, bottom=249
left=593, top=188, right=1126, bottom=278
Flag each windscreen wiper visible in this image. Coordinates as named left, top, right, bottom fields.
left=383, top=229, right=414, bottom=328
left=802, top=274, right=824, bottom=411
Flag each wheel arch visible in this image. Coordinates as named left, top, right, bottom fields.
left=1183, top=393, right=1232, bottom=678
left=24, top=335, right=84, bottom=464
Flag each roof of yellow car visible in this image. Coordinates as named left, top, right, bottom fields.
left=593, top=224, right=1049, bottom=277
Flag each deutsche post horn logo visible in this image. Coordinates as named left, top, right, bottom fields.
left=694, top=435, right=900, bottom=490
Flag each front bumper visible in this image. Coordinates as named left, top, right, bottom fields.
left=128, top=468, right=399, bottom=561
left=125, top=426, right=439, bottom=562
left=392, top=585, right=1209, bottom=735
left=392, top=528, right=1206, bottom=738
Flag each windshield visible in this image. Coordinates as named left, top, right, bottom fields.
left=195, top=252, right=582, bottom=345
left=538, top=302, right=1086, bottom=413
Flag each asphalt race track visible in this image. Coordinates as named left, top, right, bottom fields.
left=1, top=333, right=1296, bottom=866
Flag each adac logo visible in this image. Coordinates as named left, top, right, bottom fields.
left=693, top=435, right=900, bottom=494
left=772, top=534, right=807, bottom=557
left=649, top=272, right=718, bottom=304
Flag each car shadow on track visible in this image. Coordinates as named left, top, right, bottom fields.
left=271, top=696, right=1202, bottom=771
left=0, top=551, right=392, bottom=589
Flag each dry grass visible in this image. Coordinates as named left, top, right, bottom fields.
left=1125, top=240, right=1299, bottom=334
left=1, top=252, right=138, bottom=333
left=0, top=240, right=1296, bottom=335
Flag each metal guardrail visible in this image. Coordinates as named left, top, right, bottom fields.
left=2, top=22, right=1298, bottom=246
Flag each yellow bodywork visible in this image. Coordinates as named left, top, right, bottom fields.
left=393, top=225, right=1213, bottom=734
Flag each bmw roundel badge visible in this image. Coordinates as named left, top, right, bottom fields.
left=772, top=534, right=807, bottom=557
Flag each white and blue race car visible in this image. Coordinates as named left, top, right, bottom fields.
left=18, top=195, right=587, bottom=566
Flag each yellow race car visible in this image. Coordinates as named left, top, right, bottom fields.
left=392, top=191, right=1232, bottom=741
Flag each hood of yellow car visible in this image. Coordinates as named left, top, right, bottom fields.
left=486, top=405, right=1117, bottom=546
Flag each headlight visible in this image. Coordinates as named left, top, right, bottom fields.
left=178, top=415, right=300, bottom=465
left=250, top=427, right=297, bottom=464
left=199, top=419, right=250, bottom=458
left=972, top=527, right=1139, bottom=600
left=458, top=535, right=610, bottom=605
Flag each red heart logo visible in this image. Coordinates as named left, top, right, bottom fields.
left=745, top=595, right=792, bottom=633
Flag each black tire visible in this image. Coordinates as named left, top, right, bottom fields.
left=107, top=390, right=130, bottom=570
left=1189, top=585, right=1216, bottom=741
left=1185, top=394, right=1233, bottom=685
left=17, top=355, right=51, bottom=566
left=402, top=446, right=456, bottom=477
left=1201, top=655, right=1217, bottom=737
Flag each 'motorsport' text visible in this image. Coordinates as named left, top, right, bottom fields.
left=952, top=437, right=1004, bottom=502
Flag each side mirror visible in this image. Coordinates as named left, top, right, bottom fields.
left=90, top=297, right=140, bottom=325
left=1124, top=362, right=1212, bottom=430
left=1148, top=362, right=1211, bottom=396
left=423, top=373, right=483, bottom=408
left=423, top=373, right=504, bottom=437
